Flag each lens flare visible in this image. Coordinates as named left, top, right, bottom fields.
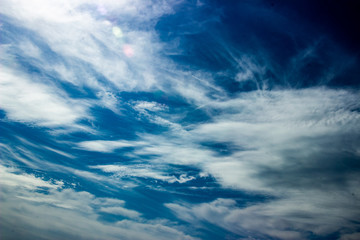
left=123, top=45, right=134, bottom=57
left=112, top=26, right=123, bottom=38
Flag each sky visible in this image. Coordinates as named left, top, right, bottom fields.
left=0, top=0, right=360, bottom=239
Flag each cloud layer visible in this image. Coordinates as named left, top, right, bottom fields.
left=1, top=0, right=360, bottom=239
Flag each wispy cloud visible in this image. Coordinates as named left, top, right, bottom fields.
left=91, top=164, right=195, bottom=184
left=167, top=189, right=360, bottom=240
left=0, top=0, right=181, bottom=132
left=42, top=146, right=76, bottom=159
left=140, top=87, right=360, bottom=239
left=132, top=101, right=168, bottom=113
left=0, top=164, right=197, bottom=240
left=99, top=206, right=141, bottom=219
left=0, top=164, right=63, bottom=190
left=191, top=88, right=360, bottom=191
left=77, top=140, right=145, bottom=153
left=1, top=0, right=360, bottom=239
left=0, top=66, right=90, bottom=129
left=0, top=0, right=174, bottom=91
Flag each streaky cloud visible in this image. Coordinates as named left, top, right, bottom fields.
left=0, top=66, right=90, bottom=129
left=0, top=164, right=197, bottom=240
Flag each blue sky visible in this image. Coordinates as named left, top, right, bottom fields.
left=1, top=0, right=360, bottom=239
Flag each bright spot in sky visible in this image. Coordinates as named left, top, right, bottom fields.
left=123, top=44, right=134, bottom=57
left=112, top=26, right=123, bottom=38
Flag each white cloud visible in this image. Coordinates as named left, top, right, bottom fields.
left=134, top=139, right=214, bottom=165
left=77, top=140, right=145, bottom=153
left=0, top=142, right=38, bottom=168
left=91, top=164, right=195, bottom=184
left=153, top=87, right=360, bottom=239
left=0, top=0, right=185, bottom=130
left=1, top=0, right=226, bottom=112
left=43, top=146, right=75, bottom=159
left=0, top=66, right=90, bottom=128
left=99, top=206, right=141, bottom=219
left=96, top=91, right=121, bottom=114
left=133, top=101, right=168, bottom=113
left=167, top=190, right=360, bottom=240
left=1, top=0, right=360, bottom=238
left=0, top=164, right=63, bottom=190
left=17, top=40, right=42, bottom=59
left=188, top=88, right=360, bottom=191
left=0, top=140, right=140, bottom=190
left=173, top=174, right=196, bottom=184
left=119, top=87, right=360, bottom=239
left=71, top=86, right=360, bottom=240
left=0, top=0, right=174, bottom=92
left=0, top=164, right=197, bottom=240
left=131, top=101, right=187, bottom=131
left=234, top=56, right=264, bottom=85
left=0, top=0, right=221, bottom=124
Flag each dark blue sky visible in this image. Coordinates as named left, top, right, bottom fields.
left=1, top=1, right=360, bottom=239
